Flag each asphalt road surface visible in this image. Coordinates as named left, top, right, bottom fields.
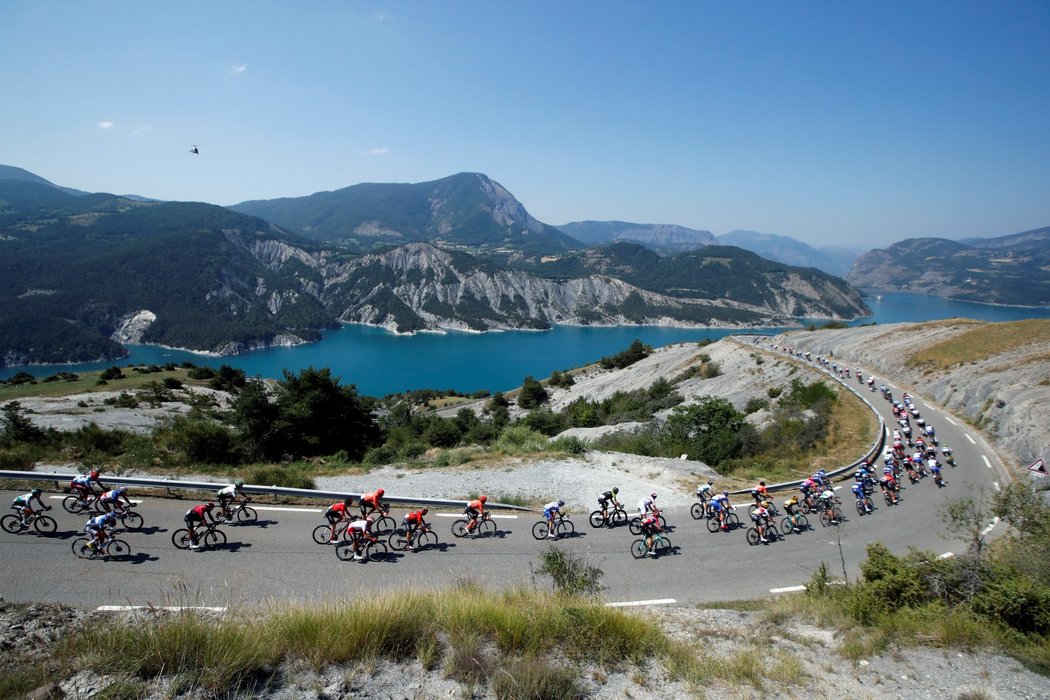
left=0, top=358, right=1010, bottom=611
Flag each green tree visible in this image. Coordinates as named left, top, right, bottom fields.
left=270, top=367, right=379, bottom=460
left=663, top=396, right=744, bottom=466
left=518, top=376, right=549, bottom=409
left=0, top=401, right=47, bottom=445
left=230, top=380, right=280, bottom=460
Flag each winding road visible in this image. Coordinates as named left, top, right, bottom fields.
left=0, top=344, right=1012, bottom=610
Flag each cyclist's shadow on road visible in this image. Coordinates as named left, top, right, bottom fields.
left=52, top=529, right=83, bottom=541
left=214, top=542, right=252, bottom=553
left=114, top=552, right=161, bottom=564
left=235, top=519, right=277, bottom=529
left=129, top=526, right=166, bottom=536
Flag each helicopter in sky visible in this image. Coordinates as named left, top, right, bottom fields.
left=190, top=145, right=201, bottom=155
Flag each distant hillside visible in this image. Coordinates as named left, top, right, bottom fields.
left=847, top=228, right=1050, bottom=306
left=718, top=230, right=860, bottom=277
left=555, top=220, right=718, bottom=254
left=0, top=164, right=87, bottom=196
left=231, top=172, right=580, bottom=260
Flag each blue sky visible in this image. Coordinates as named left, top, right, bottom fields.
left=2, top=1, right=1048, bottom=249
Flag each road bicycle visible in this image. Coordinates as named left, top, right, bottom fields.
left=2, top=507, right=56, bottom=535
left=854, top=496, right=874, bottom=516
left=630, top=531, right=672, bottom=558
left=220, top=499, right=258, bottom=525
left=746, top=521, right=781, bottom=545
left=72, top=534, right=131, bottom=560
left=589, top=505, right=628, bottom=528
left=780, top=513, right=809, bottom=535
left=389, top=524, right=439, bottom=551
left=312, top=519, right=351, bottom=545
left=171, top=521, right=227, bottom=550
left=335, top=535, right=388, bottom=562
left=452, top=512, right=497, bottom=538
left=705, top=508, right=740, bottom=533
left=360, top=505, right=395, bottom=535
left=882, top=488, right=900, bottom=506
left=819, top=505, right=845, bottom=527
left=110, top=506, right=145, bottom=531
left=532, top=513, right=574, bottom=540
left=62, top=492, right=104, bottom=515
left=629, top=510, right=667, bottom=535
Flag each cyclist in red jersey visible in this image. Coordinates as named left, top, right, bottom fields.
left=464, top=495, right=487, bottom=532
left=323, top=498, right=354, bottom=543
left=359, top=489, right=385, bottom=518
left=402, top=507, right=430, bottom=550
left=184, top=502, right=219, bottom=549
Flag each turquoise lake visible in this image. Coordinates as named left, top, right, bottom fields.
left=3, top=291, right=1049, bottom=396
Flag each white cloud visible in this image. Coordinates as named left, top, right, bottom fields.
left=367, top=147, right=389, bottom=156
left=131, top=125, right=153, bottom=136
left=374, top=10, right=392, bottom=21
left=230, top=63, right=248, bottom=75
left=97, top=120, right=114, bottom=129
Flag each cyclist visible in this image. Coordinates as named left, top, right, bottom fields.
left=598, top=487, right=621, bottom=521
left=359, top=488, right=385, bottom=518
left=11, top=488, right=47, bottom=526
left=70, top=468, right=106, bottom=504
left=817, top=487, right=837, bottom=522
left=542, top=499, right=564, bottom=539
left=464, top=494, right=488, bottom=533
left=929, top=458, right=943, bottom=484
left=184, top=502, right=219, bottom=550
left=401, top=507, right=430, bottom=550
left=98, top=487, right=133, bottom=515
left=640, top=510, right=662, bottom=555
left=851, top=482, right=871, bottom=513
left=710, top=491, right=732, bottom=530
left=346, top=515, right=375, bottom=561
left=323, top=498, right=355, bottom=543
left=217, top=480, right=247, bottom=521
left=782, top=494, right=803, bottom=532
left=879, top=472, right=899, bottom=504
left=942, top=445, right=955, bottom=465
left=84, top=511, right=118, bottom=551
left=812, top=469, right=830, bottom=490
left=638, top=492, right=658, bottom=518
left=751, top=502, right=772, bottom=543
left=696, top=480, right=714, bottom=504
left=751, top=481, right=770, bottom=505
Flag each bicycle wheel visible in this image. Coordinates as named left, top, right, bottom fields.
left=1, top=514, right=23, bottom=534
left=388, top=530, right=409, bottom=551
left=171, top=529, right=192, bottom=549
left=72, top=537, right=94, bottom=559
left=557, top=519, right=575, bottom=537
left=690, top=503, right=705, bottom=520
left=63, top=495, right=88, bottom=514
left=122, top=512, right=144, bottom=530
left=373, top=515, right=395, bottom=534
left=233, top=506, right=256, bottom=524
left=628, top=518, right=642, bottom=536
left=796, top=514, right=809, bottom=531
left=610, top=508, right=628, bottom=527
left=884, top=491, right=894, bottom=506
left=532, top=521, right=550, bottom=540
left=863, top=497, right=874, bottom=513
left=33, top=515, right=57, bottom=534
left=313, top=524, right=336, bottom=545
left=833, top=508, right=844, bottom=523
left=655, top=535, right=671, bottom=556
left=105, top=538, right=131, bottom=558
left=417, top=530, right=438, bottom=550
left=706, top=515, right=722, bottom=533
left=855, top=499, right=867, bottom=516
left=657, top=515, right=667, bottom=530
left=204, top=529, right=227, bottom=549
left=820, top=511, right=833, bottom=527
left=451, top=519, right=469, bottom=538
left=766, top=524, right=780, bottom=541
left=367, top=540, right=389, bottom=562
left=726, top=512, right=740, bottom=527
left=746, top=527, right=761, bottom=546
left=335, top=542, right=356, bottom=561
left=477, top=518, right=497, bottom=537
left=589, top=510, right=606, bottom=528
left=630, top=539, right=648, bottom=559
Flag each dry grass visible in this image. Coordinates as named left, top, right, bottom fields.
left=906, top=319, right=1050, bottom=370
left=0, top=365, right=209, bottom=401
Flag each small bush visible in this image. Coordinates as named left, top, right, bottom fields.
left=244, top=464, right=316, bottom=490
left=547, top=435, right=586, bottom=454
left=533, top=545, right=605, bottom=597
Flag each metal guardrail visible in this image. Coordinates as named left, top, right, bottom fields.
left=725, top=335, right=887, bottom=495
left=0, top=471, right=532, bottom=512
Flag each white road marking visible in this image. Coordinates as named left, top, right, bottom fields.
left=252, top=506, right=322, bottom=513
left=97, top=605, right=226, bottom=612
left=937, top=552, right=954, bottom=559
left=435, top=513, right=519, bottom=519
left=982, top=455, right=992, bottom=469
left=769, top=585, right=806, bottom=594
left=885, top=382, right=896, bottom=389
left=945, top=417, right=957, bottom=426
left=50, top=496, right=143, bottom=505
left=965, top=434, right=976, bottom=444
left=605, top=598, right=676, bottom=608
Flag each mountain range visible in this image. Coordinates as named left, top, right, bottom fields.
left=846, top=228, right=1050, bottom=307
left=0, top=168, right=869, bottom=367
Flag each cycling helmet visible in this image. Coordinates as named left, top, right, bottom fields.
left=723, top=491, right=729, bottom=497
left=205, top=502, right=216, bottom=509
left=650, top=492, right=657, bottom=499
left=31, top=488, right=42, bottom=496
left=343, top=498, right=353, bottom=506
left=103, top=512, right=117, bottom=523
left=420, top=507, right=429, bottom=515
left=234, top=479, right=244, bottom=488
left=707, top=480, right=713, bottom=486
left=558, top=499, right=565, bottom=507
left=115, top=487, right=127, bottom=495
left=479, top=494, right=488, bottom=503
left=611, top=487, right=619, bottom=494
left=376, top=488, right=385, bottom=497
left=90, top=470, right=100, bottom=479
